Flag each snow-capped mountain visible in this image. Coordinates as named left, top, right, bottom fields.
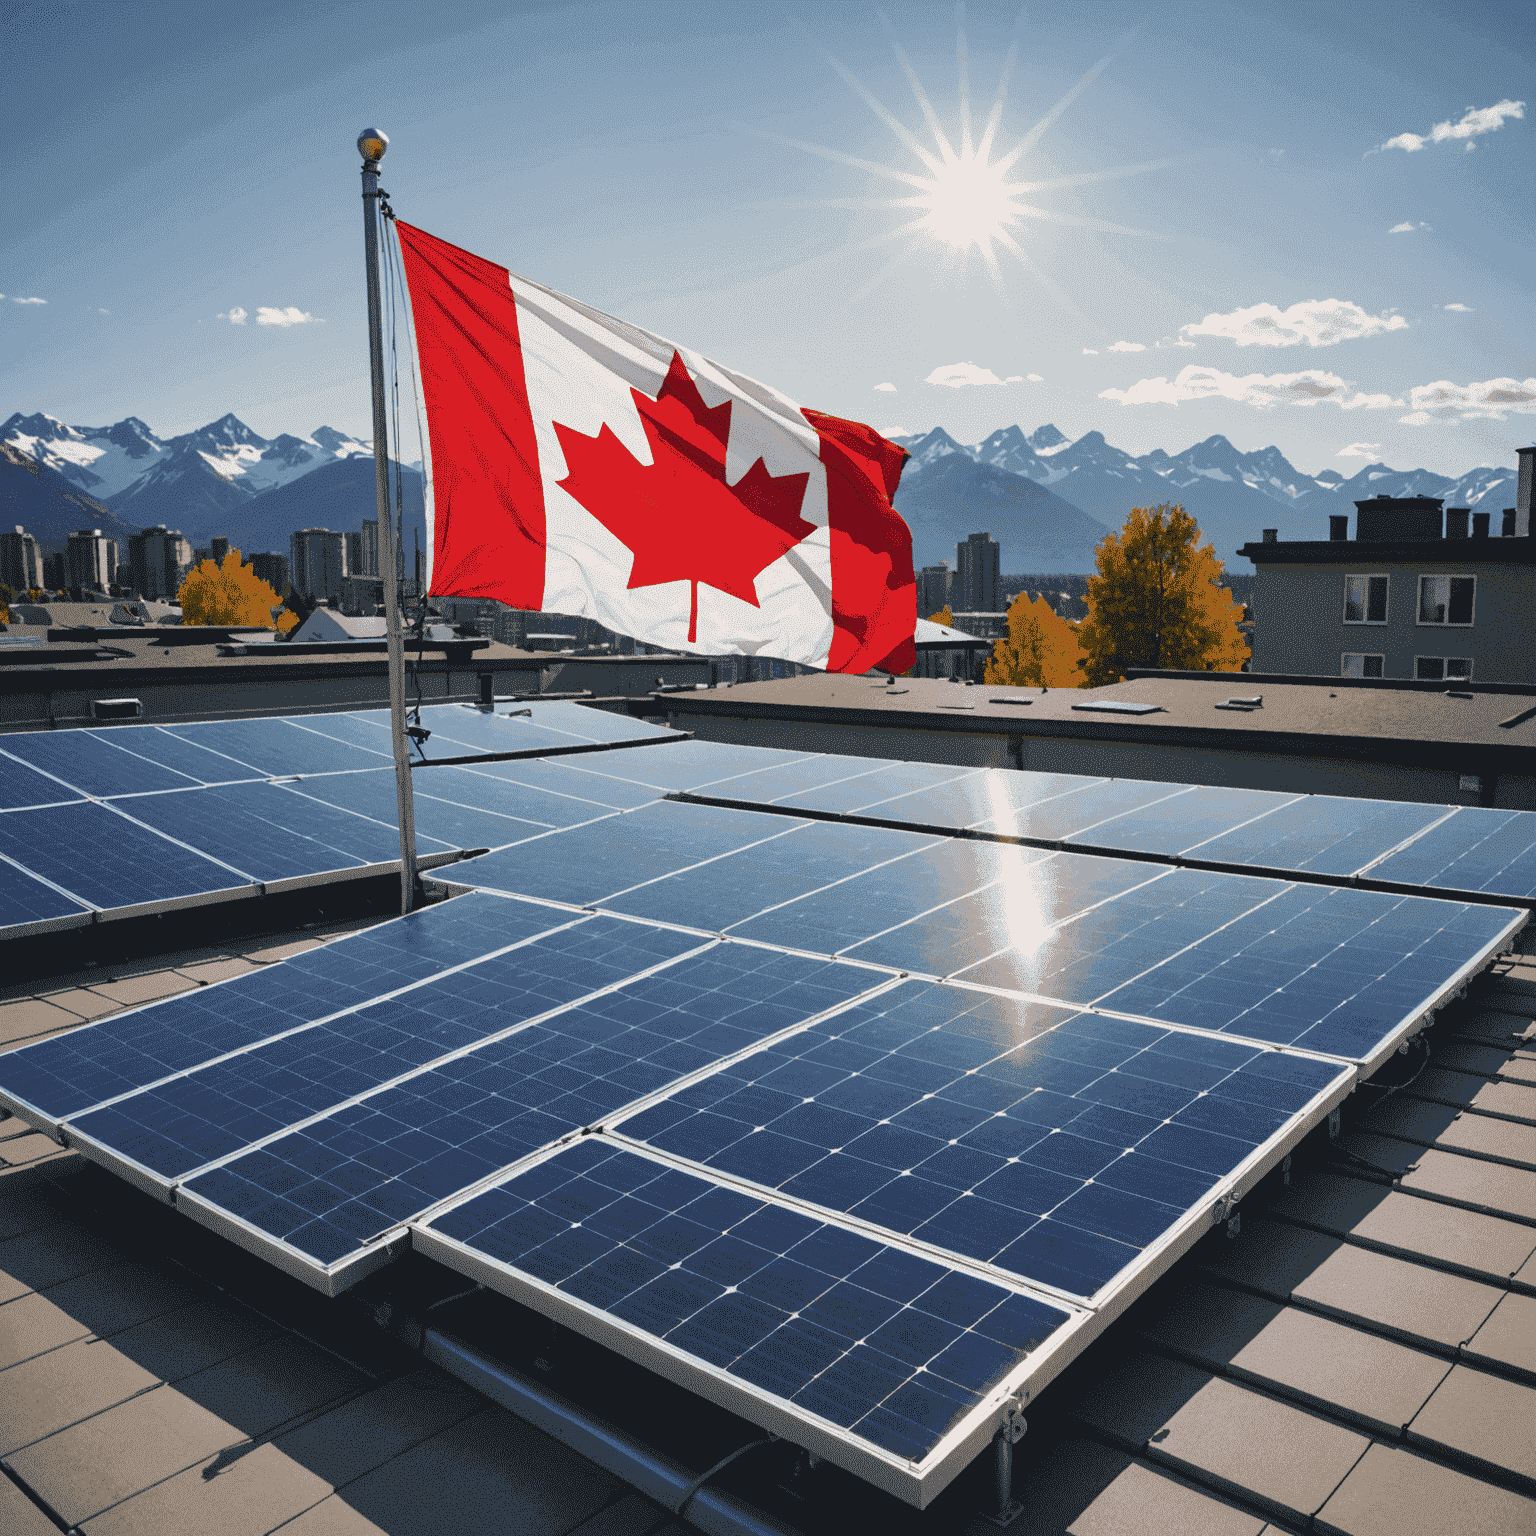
left=0, top=412, right=373, bottom=543
left=894, top=425, right=1518, bottom=570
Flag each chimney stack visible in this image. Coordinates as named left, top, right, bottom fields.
left=1472, top=510, right=1490, bottom=538
left=1503, top=508, right=1517, bottom=537
left=1445, top=507, right=1469, bottom=539
left=1262, top=528, right=1277, bottom=543
left=1517, top=445, right=1534, bottom=538
left=1329, top=515, right=1348, bottom=541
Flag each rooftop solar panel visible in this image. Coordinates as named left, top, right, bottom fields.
left=0, top=892, right=562, bottom=1130
left=108, top=780, right=457, bottom=884
left=448, top=758, right=662, bottom=811
left=681, top=753, right=893, bottom=806
left=753, top=761, right=988, bottom=818
left=175, top=945, right=893, bottom=1290
left=1061, top=786, right=1305, bottom=859
left=81, top=725, right=285, bottom=785
left=869, top=770, right=1113, bottom=835
left=613, top=982, right=1350, bottom=1300
left=0, top=731, right=204, bottom=798
left=415, top=1139, right=1078, bottom=1504
left=0, top=800, right=253, bottom=915
left=67, top=916, right=708, bottom=1195
left=555, top=740, right=821, bottom=795
left=404, top=702, right=677, bottom=760
left=1181, top=795, right=1454, bottom=878
left=162, top=719, right=395, bottom=777
left=0, top=855, right=92, bottom=932
left=0, top=752, right=85, bottom=811
left=1363, top=806, right=1536, bottom=901
left=450, top=799, right=806, bottom=909
left=508, top=700, right=678, bottom=744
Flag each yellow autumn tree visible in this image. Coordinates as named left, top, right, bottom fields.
left=1077, top=503, right=1248, bottom=686
left=986, top=592, right=1086, bottom=688
left=177, top=549, right=295, bottom=630
left=928, top=605, right=953, bottom=627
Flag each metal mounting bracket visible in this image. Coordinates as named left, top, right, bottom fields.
left=1212, top=1192, right=1241, bottom=1237
left=1328, top=1107, right=1342, bottom=1140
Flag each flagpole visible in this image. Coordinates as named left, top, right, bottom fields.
left=359, top=127, right=419, bottom=915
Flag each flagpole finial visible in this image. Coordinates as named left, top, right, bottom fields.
left=358, top=128, right=389, bottom=164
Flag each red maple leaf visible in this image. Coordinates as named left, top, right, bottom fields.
left=553, top=351, right=814, bottom=643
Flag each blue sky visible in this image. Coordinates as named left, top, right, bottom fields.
left=2, top=0, right=1531, bottom=476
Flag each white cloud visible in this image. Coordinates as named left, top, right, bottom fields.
left=96, top=308, right=110, bottom=315
left=1026, top=373, right=1044, bottom=382
left=1375, top=98, right=1524, bottom=154
left=10, top=295, right=46, bottom=305
left=1082, top=348, right=1099, bottom=355
left=1181, top=298, right=1407, bottom=349
left=873, top=381, right=897, bottom=392
left=1155, top=335, right=1197, bottom=349
left=924, top=362, right=1005, bottom=388
left=1441, top=302, right=1473, bottom=312
left=1338, top=442, right=1382, bottom=458
left=1389, top=221, right=1431, bottom=234
left=1099, top=364, right=1402, bottom=411
left=255, top=306, right=321, bottom=327
left=217, top=306, right=248, bottom=325
left=1397, top=376, right=1536, bottom=424
left=1004, top=375, right=1023, bottom=383
left=1108, top=340, right=1146, bottom=352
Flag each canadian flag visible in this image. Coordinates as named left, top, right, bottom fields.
left=395, top=222, right=915, bottom=674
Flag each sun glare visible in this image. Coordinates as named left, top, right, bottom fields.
left=778, top=11, right=1157, bottom=301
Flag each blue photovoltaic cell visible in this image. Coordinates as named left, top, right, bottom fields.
left=162, top=719, right=395, bottom=777
left=70, top=916, right=705, bottom=1182
left=0, top=860, right=90, bottom=928
left=451, top=759, right=663, bottom=812
left=734, top=846, right=1160, bottom=973
left=112, top=780, right=456, bottom=881
left=180, top=946, right=885, bottom=1268
left=603, top=820, right=944, bottom=931
left=1186, top=795, right=1451, bottom=878
left=405, top=703, right=674, bottom=760
left=619, top=983, right=1347, bottom=1299
left=685, top=754, right=892, bottom=807
left=1094, top=884, right=1522, bottom=1060
left=86, top=725, right=284, bottom=786
left=284, top=711, right=395, bottom=754
left=761, top=762, right=987, bottom=818
left=943, top=868, right=1288, bottom=1003
left=511, top=700, right=677, bottom=744
left=1062, top=787, right=1304, bottom=859
left=0, top=752, right=84, bottom=811
left=452, top=799, right=804, bottom=908
left=0, top=893, right=560, bottom=1124
left=426, top=1139, right=1072, bottom=1464
left=0, top=731, right=203, bottom=798
left=963, top=779, right=1193, bottom=844
left=868, top=770, right=1114, bottom=835
left=0, top=801, right=250, bottom=910
left=1366, top=806, right=1536, bottom=901
left=557, top=741, right=819, bottom=796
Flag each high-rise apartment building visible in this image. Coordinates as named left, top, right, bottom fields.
left=916, top=563, right=953, bottom=618
left=211, top=536, right=230, bottom=568
left=65, top=529, right=118, bottom=591
left=956, top=531, right=1001, bottom=613
left=289, top=528, right=347, bottom=604
left=127, top=526, right=193, bottom=599
left=250, top=552, right=290, bottom=596
left=1, top=526, right=45, bottom=592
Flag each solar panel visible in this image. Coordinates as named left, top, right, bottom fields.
left=508, top=700, right=679, bottom=744
left=448, top=758, right=663, bottom=811
left=0, top=856, right=91, bottom=932
left=405, top=702, right=678, bottom=760
left=161, top=719, right=396, bottom=777
left=174, top=944, right=893, bottom=1289
left=683, top=753, right=895, bottom=807
left=554, top=741, right=823, bottom=796
left=109, top=780, right=458, bottom=884
left=0, top=752, right=88, bottom=811
left=727, top=845, right=1163, bottom=969
left=450, top=799, right=806, bottom=909
left=1060, top=786, right=1304, bottom=858
left=746, top=761, right=988, bottom=818
left=0, top=800, right=253, bottom=915
left=613, top=982, right=1350, bottom=1300
left=1364, top=806, right=1536, bottom=901
left=67, top=916, right=708, bottom=1195
left=0, top=730, right=204, bottom=798
left=1179, top=795, right=1454, bottom=878
left=80, top=725, right=290, bottom=786
left=415, top=1138, right=1077, bottom=1501
left=0, top=892, right=561, bottom=1130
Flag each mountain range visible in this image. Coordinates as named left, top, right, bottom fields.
left=2, top=409, right=1519, bottom=578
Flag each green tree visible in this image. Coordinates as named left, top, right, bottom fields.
left=177, top=548, right=289, bottom=628
left=1077, top=504, right=1249, bottom=685
left=986, top=592, right=1085, bottom=688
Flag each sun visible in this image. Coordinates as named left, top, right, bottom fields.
left=777, top=15, right=1158, bottom=301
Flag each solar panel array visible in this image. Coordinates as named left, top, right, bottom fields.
left=0, top=712, right=1529, bottom=1507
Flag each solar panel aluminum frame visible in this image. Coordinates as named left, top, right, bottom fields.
left=256, top=845, right=479, bottom=898
left=410, top=1139, right=1097, bottom=1509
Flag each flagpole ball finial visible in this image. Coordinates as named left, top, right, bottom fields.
left=358, top=128, right=389, bottom=163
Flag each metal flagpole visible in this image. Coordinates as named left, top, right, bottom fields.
left=358, top=127, right=419, bottom=915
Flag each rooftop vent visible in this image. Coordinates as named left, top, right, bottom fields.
left=1446, top=507, right=1469, bottom=539
left=1262, top=529, right=1277, bottom=543
left=1502, top=508, right=1516, bottom=536
left=1473, top=511, right=1490, bottom=538
left=1329, top=515, right=1348, bottom=541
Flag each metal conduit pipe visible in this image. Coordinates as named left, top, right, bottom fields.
left=422, top=1329, right=803, bottom=1536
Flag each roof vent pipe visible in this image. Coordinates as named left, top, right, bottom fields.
left=1446, top=507, right=1469, bottom=539
left=1329, top=515, right=1348, bottom=541
left=1472, top=511, right=1490, bottom=538
left=1262, top=529, right=1277, bottom=544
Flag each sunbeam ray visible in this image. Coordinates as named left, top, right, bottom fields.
left=1007, top=157, right=1179, bottom=195
left=995, top=49, right=1117, bottom=174
left=976, top=37, right=1019, bottom=162
left=815, top=42, right=945, bottom=174
left=849, top=246, right=916, bottom=303
left=957, top=2, right=973, bottom=159
left=996, top=228, right=1093, bottom=326
left=880, top=15, right=959, bottom=164
left=1010, top=202, right=1152, bottom=237
left=738, top=127, right=933, bottom=191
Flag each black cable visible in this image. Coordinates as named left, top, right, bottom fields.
left=673, top=1435, right=778, bottom=1517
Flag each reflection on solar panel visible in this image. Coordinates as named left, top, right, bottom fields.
left=555, top=740, right=821, bottom=795
left=0, top=892, right=561, bottom=1130
left=450, top=759, right=662, bottom=811
left=1366, top=806, right=1536, bottom=899
left=176, top=944, right=890, bottom=1287
left=68, top=916, right=706, bottom=1194
left=1062, top=786, right=1303, bottom=858
left=615, top=983, right=1349, bottom=1300
left=416, top=1140, right=1076, bottom=1498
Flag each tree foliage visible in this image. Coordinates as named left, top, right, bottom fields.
left=177, top=549, right=291, bottom=629
left=1077, top=503, right=1249, bottom=686
left=985, top=592, right=1086, bottom=688
left=927, top=604, right=954, bottom=627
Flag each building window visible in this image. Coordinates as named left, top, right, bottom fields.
left=1415, top=656, right=1473, bottom=681
left=1341, top=653, right=1384, bottom=678
left=1343, top=575, right=1388, bottom=624
left=1417, top=575, right=1475, bottom=626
